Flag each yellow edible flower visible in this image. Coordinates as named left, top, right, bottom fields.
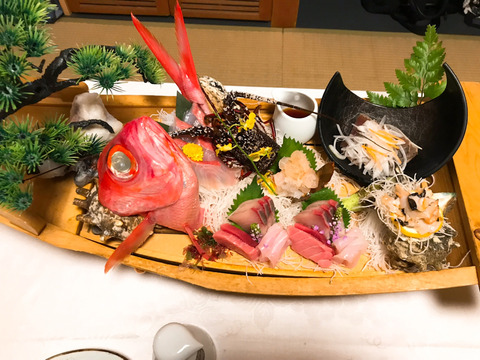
left=215, top=143, right=234, bottom=155
left=182, top=143, right=204, bottom=161
left=242, top=112, right=256, bottom=130
left=248, top=147, right=273, bottom=162
left=258, top=171, right=276, bottom=195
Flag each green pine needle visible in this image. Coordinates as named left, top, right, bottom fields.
left=0, top=164, right=24, bottom=186
left=48, top=141, right=78, bottom=165
left=3, top=184, right=33, bottom=211
left=132, top=45, right=165, bottom=84
left=82, top=134, right=107, bottom=156
left=41, top=114, right=70, bottom=139
left=0, top=50, right=31, bottom=80
left=23, top=25, right=55, bottom=57
left=0, top=80, right=25, bottom=112
left=20, top=138, right=45, bottom=173
left=0, top=15, right=27, bottom=48
left=367, top=25, right=446, bottom=107
left=114, top=44, right=137, bottom=62
left=0, top=114, right=108, bottom=210
left=16, top=0, right=57, bottom=26
left=68, top=45, right=105, bottom=79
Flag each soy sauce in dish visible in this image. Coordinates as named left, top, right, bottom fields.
left=283, top=107, right=311, bottom=118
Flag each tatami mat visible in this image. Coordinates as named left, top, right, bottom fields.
left=49, top=17, right=480, bottom=92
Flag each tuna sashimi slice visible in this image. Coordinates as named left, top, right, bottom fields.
left=293, top=223, right=329, bottom=245
left=257, top=223, right=291, bottom=268
left=228, top=196, right=276, bottom=235
left=213, top=229, right=260, bottom=261
left=220, top=223, right=258, bottom=248
left=287, top=226, right=335, bottom=268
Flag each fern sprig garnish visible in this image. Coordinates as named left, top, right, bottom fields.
left=367, top=25, right=446, bottom=107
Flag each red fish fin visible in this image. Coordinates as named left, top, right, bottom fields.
left=131, top=13, right=183, bottom=87
left=174, top=2, right=199, bottom=88
left=104, top=213, right=156, bottom=273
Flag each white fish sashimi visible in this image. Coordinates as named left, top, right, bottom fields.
left=257, top=223, right=291, bottom=268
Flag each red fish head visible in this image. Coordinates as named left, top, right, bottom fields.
left=97, top=116, right=185, bottom=216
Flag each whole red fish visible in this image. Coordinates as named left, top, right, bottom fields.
left=97, top=116, right=203, bottom=272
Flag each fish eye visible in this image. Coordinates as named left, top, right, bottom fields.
left=107, top=145, right=138, bottom=179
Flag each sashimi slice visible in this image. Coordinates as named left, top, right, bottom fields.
left=213, top=228, right=260, bottom=261
left=228, top=196, right=276, bottom=235
left=257, top=223, right=291, bottom=267
left=293, top=223, right=329, bottom=245
left=220, top=223, right=258, bottom=248
left=332, top=227, right=368, bottom=268
left=287, top=226, right=335, bottom=268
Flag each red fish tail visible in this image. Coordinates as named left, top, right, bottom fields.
left=131, top=13, right=183, bottom=88
left=104, top=212, right=157, bottom=273
left=174, top=2, right=197, bottom=85
left=174, top=3, right=210, bottom=117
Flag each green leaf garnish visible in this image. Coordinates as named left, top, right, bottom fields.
left=367, top=24, right=446, bottom=107
left=270, top=136, right=317, bottom=173
left=227, top=177, right=264, bottom=215
left=302, top=187, right=351, bottom=228
left=175, top=91, right=192, bottom=122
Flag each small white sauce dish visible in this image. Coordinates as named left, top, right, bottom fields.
left=271, top=89, right=318, bottom=143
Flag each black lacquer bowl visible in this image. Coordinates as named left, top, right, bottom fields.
left=318, top=64, right=468, bottom=186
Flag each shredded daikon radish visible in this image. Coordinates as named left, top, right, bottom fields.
left=357, top=209, right=392, bottom=272
left=199, top=176, right=254, bottom=231
left=331, top=116, right=421, bottom=179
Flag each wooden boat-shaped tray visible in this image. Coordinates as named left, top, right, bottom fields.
left=1, top=83, right=480, bottom=296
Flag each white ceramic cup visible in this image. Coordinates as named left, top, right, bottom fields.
left=272, top=89, right=318, bottom=143
left=152, top=323, right=216, bottom=360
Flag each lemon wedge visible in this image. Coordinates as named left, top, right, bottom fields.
left=391, top=209, right=444, bottom=239
left=389, top=192, right=455, bottom=239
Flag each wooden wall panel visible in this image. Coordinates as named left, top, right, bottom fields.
left=66, top=0, right=170, bottom=16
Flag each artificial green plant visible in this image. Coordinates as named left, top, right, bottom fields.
left=0, top=116, right=105, bottom=210
left=0, top=0, right=165, bottom=119
left=0, top=0, right=166, bottom=211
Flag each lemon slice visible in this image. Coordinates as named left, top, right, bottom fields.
left=391, top=209, right=444, bottom=239
left=389, top=192, right=455, bottom=239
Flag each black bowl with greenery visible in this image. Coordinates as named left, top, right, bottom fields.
left=317, top=63, right=468, bottom=186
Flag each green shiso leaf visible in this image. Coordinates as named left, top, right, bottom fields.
left=367, top=24, right=446, bottom=107
left=302, top=187, right=351, bottom=228
left=270, top=136, right=317, bottom=173
left=227, top=177, right=264, bottom=215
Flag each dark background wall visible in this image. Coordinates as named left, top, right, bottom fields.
left=297, top=0, right=480, bottom=35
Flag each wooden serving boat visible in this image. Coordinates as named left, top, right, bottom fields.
left=1, top=82, right=479, bottom=296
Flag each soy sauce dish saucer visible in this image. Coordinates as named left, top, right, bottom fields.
left=317, top=63, right=468, bottom=186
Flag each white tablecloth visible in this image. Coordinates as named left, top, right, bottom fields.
left=2, top=83, right=480, bottom=360
left=3, top=223, right=480, bottom=359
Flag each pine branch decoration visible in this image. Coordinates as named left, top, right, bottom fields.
left=367, top=25, right=446, bottom=107
left=0, top=115, right=107, bottom=211
left=0, top=0, right=166, bottom=119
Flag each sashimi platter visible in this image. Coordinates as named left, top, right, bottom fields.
left=1, top=2, right=479, bottom=296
